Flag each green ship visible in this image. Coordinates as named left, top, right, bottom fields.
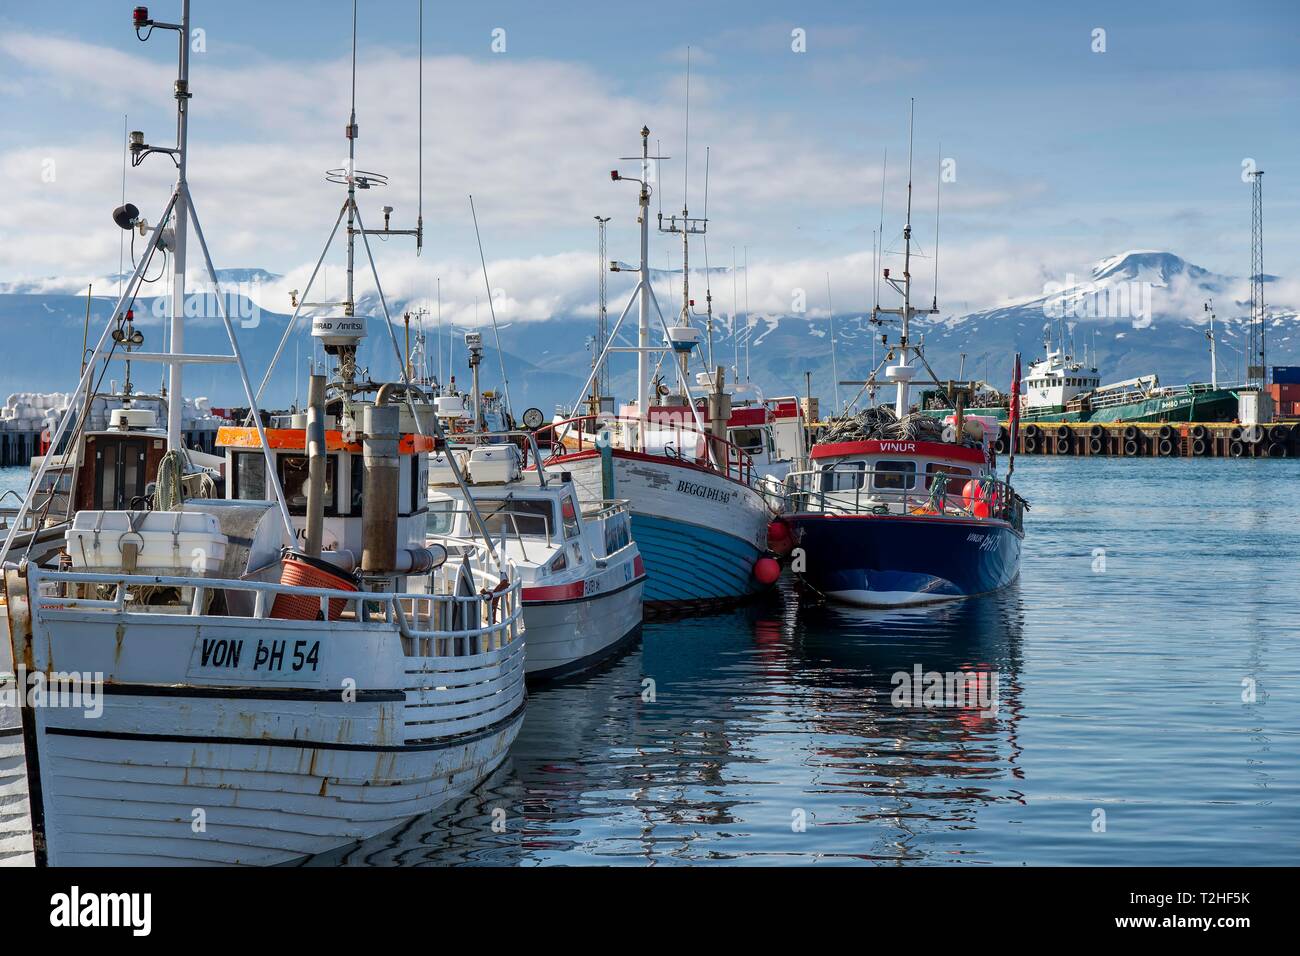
left=923, top=347, right=1240, bottom=424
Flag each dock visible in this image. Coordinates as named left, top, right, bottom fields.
left=994, top=421, right=1299, bottom=458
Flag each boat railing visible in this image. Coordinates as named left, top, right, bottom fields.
left=431, top=503, right=558, bottom=552
left=578, top=498, right=631, bottom=521
left=25, top=555, right=524, bottom=659
left=781, top=465, right=1025, bottom=532
left=536, top=414, right=757, bottom=486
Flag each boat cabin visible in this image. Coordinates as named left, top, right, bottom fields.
left=427, top=442, right=636, bottom=590
left=216, top=408, right=433, bottom=556
left=797, top=414, right=1007, bottom=519
left=1024, top=349, right=1101, bottom=412
left=32, top=406, right=223, bottom=516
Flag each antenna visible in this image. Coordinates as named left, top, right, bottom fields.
left=594, top=214, right=611, bottom=408
left=932, top=140, right=941, bottom=311
left=468, top=195, right=513, bottom=419
left=699, top=146, right=715, bottom=370
left=876, top=148, right=887, bottom=311
left=826, top=273, right=840, bottom=413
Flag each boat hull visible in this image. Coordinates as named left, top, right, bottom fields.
left=789, top=512, right=1022, bottom=607
left=522, top=572, right=645, bottom=680
left=0, top=608, right=33, bottom=866
left=545, top=450, right=772, bottom=608
left=932, top=388, right=1240, bottom=425
left=6, top=583, right=526, bottom=867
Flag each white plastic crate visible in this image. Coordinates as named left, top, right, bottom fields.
left=66, top=510, right=228, bottom=575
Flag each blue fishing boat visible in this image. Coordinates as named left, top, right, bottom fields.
left=783, top=430, right=1025, bottom=606
left=780, top=103, right=1028, bottom=607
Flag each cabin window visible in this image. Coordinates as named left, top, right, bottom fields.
left=351, top=455, right=364, bottom=513
left=426, top=500, right=455, bottom=536
left=474, top=497, right=553, bottom=538
left=232, top=451, right=267, bottom=501
left=820, top=461, right=865, bottom=492
left=925, top=463, right=972, bottom=490
left=276, top=454, right=337, bottom=516
left=730, top=427, right=765, bottom=455
left=410, top=455, right=420, bottom=515
left=872, top=460, right=917, bottom=490
left=562, top=494, right=582, bottom=540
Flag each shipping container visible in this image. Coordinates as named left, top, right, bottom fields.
left=1272, top=366, right=1300, bottom=385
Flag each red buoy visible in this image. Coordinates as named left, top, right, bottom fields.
left=962, top=479, right=980, bottom=509
left=753, top=556, right=781, bottom=585
left=766, top=519, right=793, bottom=555
left=972, top=500, right=992, bottom=519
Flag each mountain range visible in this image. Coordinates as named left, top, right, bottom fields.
left=1, top=251, right=1296, bottom=414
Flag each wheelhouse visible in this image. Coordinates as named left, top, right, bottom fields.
left=217, top=413, right=433, bottom=556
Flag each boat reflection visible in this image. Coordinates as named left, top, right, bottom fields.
left=311, top=580, right=1027, bottom=865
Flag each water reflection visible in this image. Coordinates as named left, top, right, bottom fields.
left=315, top=581, right=1029, bottom=865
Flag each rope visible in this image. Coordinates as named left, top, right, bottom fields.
left=153, top=449, right=186, bottom=511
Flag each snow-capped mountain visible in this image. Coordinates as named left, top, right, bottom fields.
left=1, top=252, right=1295, bottom=412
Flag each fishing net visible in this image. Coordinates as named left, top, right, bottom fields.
left=816, top=405, right=947, bottom=445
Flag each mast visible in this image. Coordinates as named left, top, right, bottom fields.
left=165, top=0, right=192, bottom=451
left=593, top=215, right=611, bottom=410
left=638, top=127, right=652, bottom=424
left=873, top=100, right=937, bottom=416
left=1205, top=299, right=1217, bottom=389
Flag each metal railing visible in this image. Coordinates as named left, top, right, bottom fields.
left=536, top=414, right=757, bottom=486
left=781, top=464, right=1025, bottom=532
left=27, top=555, right=523, bottom=659
left=430, top=503, right=559, bottom=564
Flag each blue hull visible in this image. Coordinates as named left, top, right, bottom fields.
left=790, top=513, right=1022, bottom=607
left=630, top=513, right=763, bottom=607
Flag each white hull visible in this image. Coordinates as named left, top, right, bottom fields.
left=6, top=564, right=527, bottom=867
left=34, top=700, right=521, bottom=866
left=0, top=609, right=34, bottom=866
left=523, top=576, right=644, bottom=679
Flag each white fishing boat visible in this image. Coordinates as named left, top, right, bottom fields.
left=0, top=0, right=525, bottom=866
left=428, top=436, right=644, bottom=680
left=541, top=127, right=779, bottom=608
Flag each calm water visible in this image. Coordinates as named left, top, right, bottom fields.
left=4, top=459, right=1298, bottom=865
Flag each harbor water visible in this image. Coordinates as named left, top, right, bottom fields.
left=3, top=459, right=1297, bottom=865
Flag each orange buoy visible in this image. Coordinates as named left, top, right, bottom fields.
left=753, top=556, right=781, bottom=585
left=962, top=479, right=981, bottom=508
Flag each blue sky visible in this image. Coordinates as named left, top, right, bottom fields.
left=3, top=0, right=1298, bottom=323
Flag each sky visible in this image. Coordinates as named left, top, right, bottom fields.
left=2, top=0, right=1298, bottom=328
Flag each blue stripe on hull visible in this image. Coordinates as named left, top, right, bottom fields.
left=791, top=514, right=1021, bottom=606
left=630, top=513, right=762, bottom=604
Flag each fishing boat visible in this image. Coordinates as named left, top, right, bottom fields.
left=537, top=127, right=778, bottom=609
left=0, top=0, right=525, bottom=866
left=782, top=105, right=1027, bottom=608
left=428, top=432, right=644, bottom=680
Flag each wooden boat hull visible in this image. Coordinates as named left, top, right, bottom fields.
left=545, top=449, right=772, bottom=607
left=4, top=574, right=526, bottom=867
